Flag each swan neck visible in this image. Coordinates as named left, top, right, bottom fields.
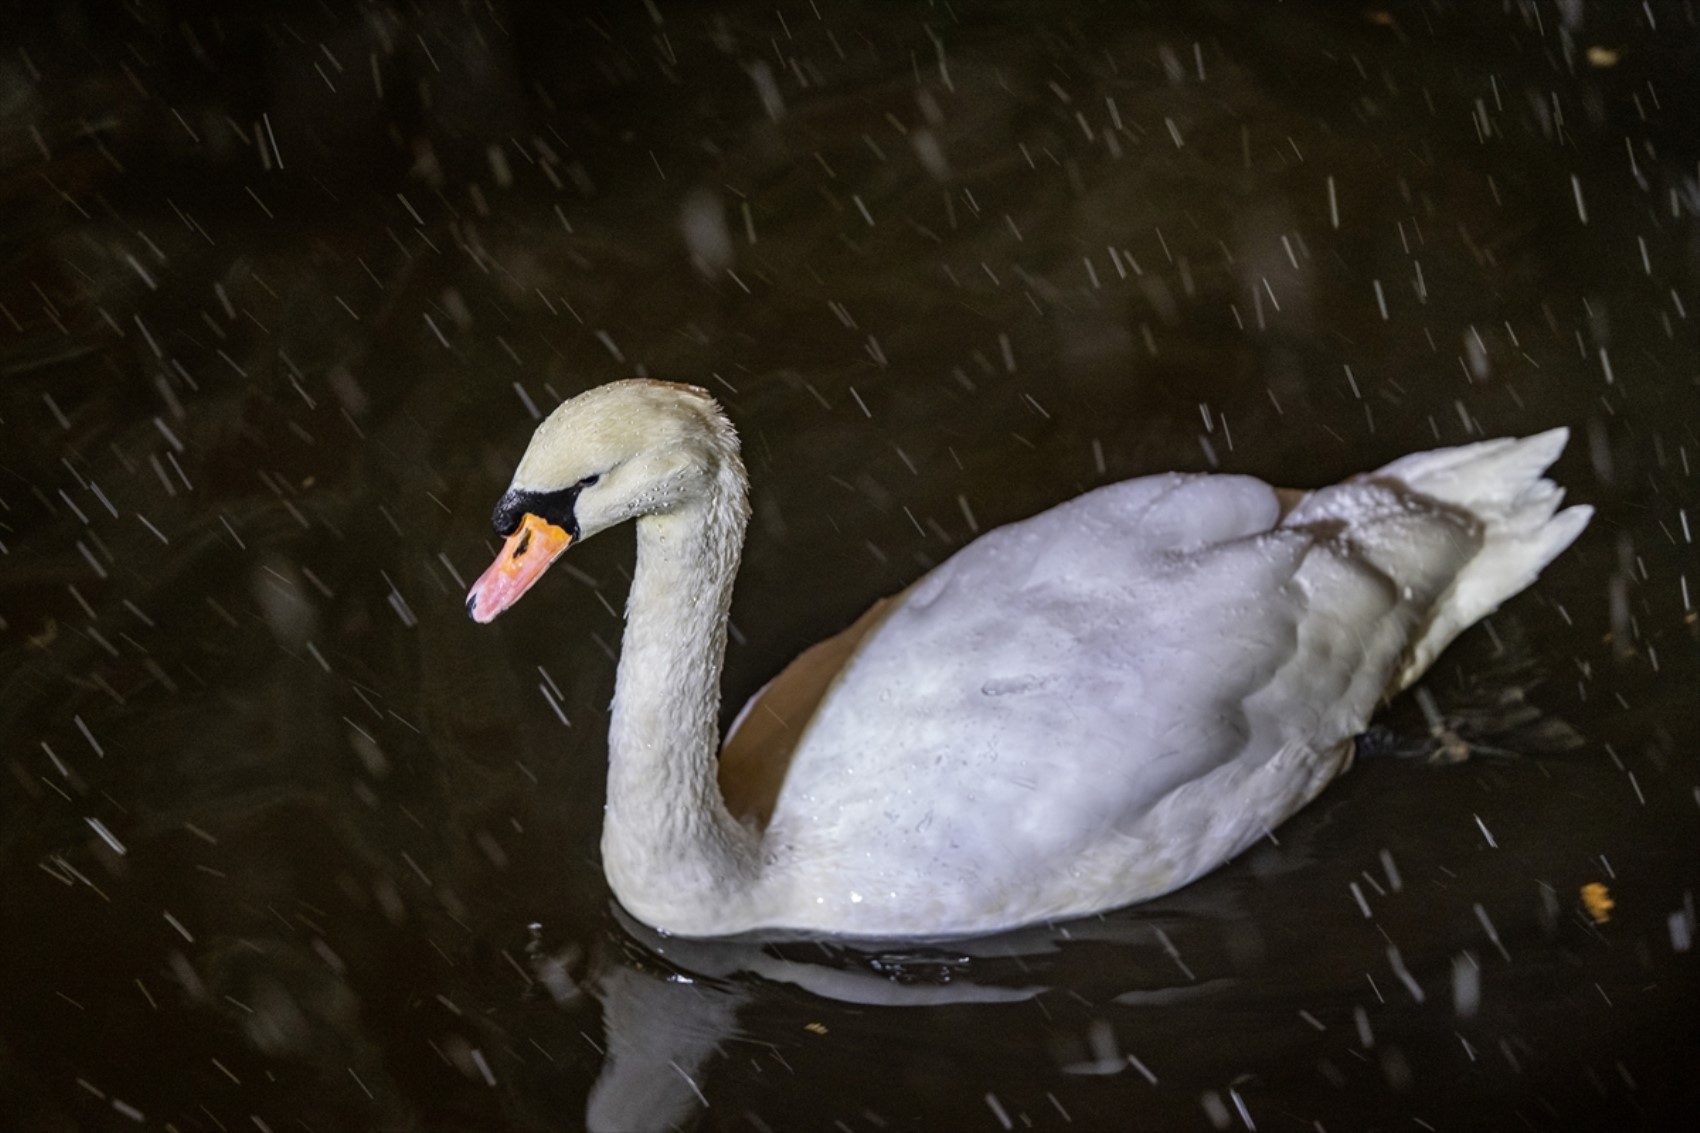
left=603, top=459, right=756, bottom=927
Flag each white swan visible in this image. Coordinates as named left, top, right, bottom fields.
left=466, top=379, right=1590, bottom=939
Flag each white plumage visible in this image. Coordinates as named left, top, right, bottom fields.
left=467, top=380, right=1590, bottom=939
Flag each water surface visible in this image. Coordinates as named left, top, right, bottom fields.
left=1, top=1, right=1696, bottom=1129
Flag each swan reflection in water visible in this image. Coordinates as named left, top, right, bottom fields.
left=570, top=898, right=1243, bottom=1133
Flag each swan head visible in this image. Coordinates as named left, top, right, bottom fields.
left=466, top=379, right=739, bottom=623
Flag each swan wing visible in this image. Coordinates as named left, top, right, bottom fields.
left=719, top=592, right=905, bottom=824
left=720, top=471, right=1294, bottom=826
left=754, top=470, right=1484, bottom=931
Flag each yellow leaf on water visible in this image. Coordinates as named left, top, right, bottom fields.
left=1582, top=882, right=1614, bottom=924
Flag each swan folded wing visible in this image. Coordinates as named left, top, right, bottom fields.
left=1004, top=494, right=1485, bottom=920
left=755, top=476, right=1332, bottom=909
left=718, top=593, right=905, bottom=825
left=753, top=473, right=1498, bottom=929
left=723, top=473, right=1295, bottom=827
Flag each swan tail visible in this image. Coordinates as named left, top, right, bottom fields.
left=1376, top=427, right=1592, bottom=693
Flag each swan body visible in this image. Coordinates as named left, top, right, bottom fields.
left=467, top=380, right=1590, bottom=939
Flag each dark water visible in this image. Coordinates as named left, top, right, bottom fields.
left=2, top=1, right=1697, bottom=1129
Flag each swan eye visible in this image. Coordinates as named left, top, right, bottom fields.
left=579, top=474, right=601, bottom=488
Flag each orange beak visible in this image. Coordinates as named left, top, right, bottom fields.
left=465, top=513, right=572, bottom=623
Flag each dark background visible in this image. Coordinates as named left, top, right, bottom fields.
left=1, top=1, right=1696, bottom=1129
